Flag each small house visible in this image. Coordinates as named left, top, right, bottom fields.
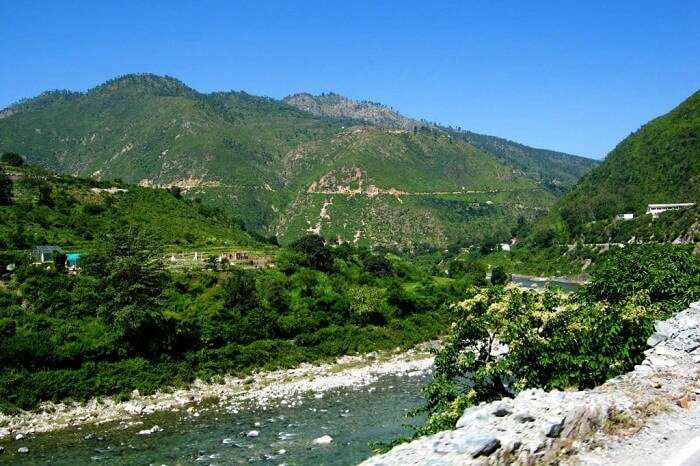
left=32, top=245, right=64, bottom=263
left=218, top=251, right=250, bottom=262
left=615, top=213, right=634, bottom=220
left=499, top=243, right=511, bottom=252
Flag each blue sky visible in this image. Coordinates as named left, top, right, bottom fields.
left=1, top=0, right=698, bottom=159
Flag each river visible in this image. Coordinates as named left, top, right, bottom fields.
left=511, top=276, right=582, bottom=292
left=0, top=279, right=579, bottom=465
left=1, top=373, right=429, bottom=466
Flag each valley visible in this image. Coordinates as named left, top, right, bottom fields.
left=0, top=77, right=697, bottom=466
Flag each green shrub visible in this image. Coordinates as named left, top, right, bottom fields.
left=490, top=265, right=510, bottom=285
left=414, top=245, right=699, bottom=436
left=585, top=244, right=699, bottom=312
left=0, top=152, right=24, bottom=167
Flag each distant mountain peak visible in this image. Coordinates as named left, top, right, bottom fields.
left=90, top=73, right=196, bottom=97
left=283, top=92, right=427, bottom=130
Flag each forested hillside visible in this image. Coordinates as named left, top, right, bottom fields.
left=0, top=74, right=595, bottom=248
left=557, top=90, right=700, bottom=237
left=0, top=158, right=259, bottom=253
left=283, top=92, right=599, bottom=194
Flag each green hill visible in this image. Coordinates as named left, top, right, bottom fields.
left=0, top=74, right=595, bottom=248
left=0, top=163, right=469, bottom=416
left=447, top=129, right=598, bottom=195
left=0, top=161, right=261, bottom=253
left=555, top=90, right=700, bottom=239
left=483, top=90, right=700, bottom=276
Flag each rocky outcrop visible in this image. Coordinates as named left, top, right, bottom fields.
left=360, top=302, right=700, bottom=466
left=283, top=93, right=428, bottom=131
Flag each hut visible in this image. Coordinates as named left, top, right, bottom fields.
left=31, top=245, right=64, bottom=263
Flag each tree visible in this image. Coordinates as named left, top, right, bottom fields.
left=348, top=285, right=389, bottom=325
left=531, top=228, right=556, bottom=248
left=289, top=234, right=335, bottom=272
left=220, top=267, right=260, bottom=312
left=80, top=226, right=168, bottom=356
left=0, top=152, right=24, bottom=167
left=490, top=266, right=510, bottom=285
left=448, top=259, right=486, bottom=285
left=37, top=182, right=54, bottom=207
left=511, top=216, right=529, bottom=238
left=53, top=252, right=67, bottom=273
left=168, top=186, right=183, bottom=199
left=0, top=169, right=12, bottom=205
left=583, top=244, right=700, bottom=311
left=364, top=254, right=393, bottom=277
left=413, top=246, right=700, bottom=438
left=479, top=239, right=498, bottom=255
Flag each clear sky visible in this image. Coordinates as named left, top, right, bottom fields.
left=1, top=0, right=698, bottom=159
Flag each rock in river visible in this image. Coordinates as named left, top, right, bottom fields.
left=137, top=425, right=163, bottom=435
left=313, top=435, right=334, bottom=445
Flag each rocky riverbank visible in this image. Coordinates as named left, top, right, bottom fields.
left=359, top=302, right=700, bottom=466
left=0, top=343, right=436, bottom=441
left=510, top=273, right=589, bottom=285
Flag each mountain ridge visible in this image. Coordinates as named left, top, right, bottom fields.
left=0, top=73, right=597, bottom=248
left=282, top=91, right=598, bottom=194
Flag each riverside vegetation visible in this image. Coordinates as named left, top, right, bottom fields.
left=370, top=243, right=700, bottom=453
left=0, top=225, right=465, bottom=413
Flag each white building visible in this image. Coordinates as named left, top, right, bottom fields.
left=615, top=213, right=634, bottom=220
left=499, top=243, right=511, bottom=252
left=646, top=203, right=695, bottom=219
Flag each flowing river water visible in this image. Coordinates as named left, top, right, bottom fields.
left=1, top=373, right=429, bottom=466
left=0, top=278, right=579, bottom=466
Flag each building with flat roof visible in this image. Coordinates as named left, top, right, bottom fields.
left=31, top=245, right=64, bottom=263
left=646, top=203, right=695, bottom=218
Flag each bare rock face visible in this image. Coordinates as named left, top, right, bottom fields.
left=359, top=302, right=700, bottom=466
left=283, top=93, right=427, bottom=131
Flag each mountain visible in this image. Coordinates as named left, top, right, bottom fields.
left=283, top=92, right=599, bottom=194
left=0, top=74, right=596, bottom=248
left=554, top=90, right=700, bottom=239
